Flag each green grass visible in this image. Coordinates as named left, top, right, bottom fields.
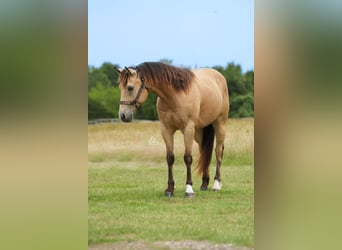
left=88, top=119, right=254, bottom=247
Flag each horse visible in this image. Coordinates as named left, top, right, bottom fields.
left=114, top=62, right=229, bottom=198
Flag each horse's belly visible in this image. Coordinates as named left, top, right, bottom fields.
left=196, top=92, right=223, bottom=127
left=196, top=109, right=221, bottom=128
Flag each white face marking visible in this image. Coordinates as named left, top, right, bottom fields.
left=212, top=180, right=222, bottom=191
left=185, top=184, right=194, bottom=194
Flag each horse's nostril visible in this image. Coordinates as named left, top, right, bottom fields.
left=120, top=113, right=125, bottom=120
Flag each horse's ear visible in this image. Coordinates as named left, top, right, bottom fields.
left=124, top=66, right=133, bottom=76
left=113, top=66, right=122, bottom=74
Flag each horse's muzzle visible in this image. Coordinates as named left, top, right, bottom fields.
left=119, top=111, right=133, bottom=122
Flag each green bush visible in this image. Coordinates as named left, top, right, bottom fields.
left=88, top=83, right=120, bottom=119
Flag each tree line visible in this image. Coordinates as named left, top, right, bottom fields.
left=88, top=60, right=254, bottom=120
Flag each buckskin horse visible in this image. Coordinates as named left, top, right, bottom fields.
left=115, top=62, right=229, bottom=198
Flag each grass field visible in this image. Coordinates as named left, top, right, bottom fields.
left=88, top=118, right=254, bottom=248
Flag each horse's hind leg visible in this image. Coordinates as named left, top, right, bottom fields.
left=212, top=120, right=226, bottom=191
left=195, top=128, right=210, bottom=190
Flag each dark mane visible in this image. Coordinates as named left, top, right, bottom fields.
left=136, top=62, right=194, bottom=92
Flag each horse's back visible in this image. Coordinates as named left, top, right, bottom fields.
left=192, top=68, right=227, bottom=88
left=191, top=68, right=229, bottom=126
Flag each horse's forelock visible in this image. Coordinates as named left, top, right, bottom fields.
left=119, top=67, right=137, bottom=86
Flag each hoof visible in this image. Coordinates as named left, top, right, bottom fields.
left=212, top=179, right=222, bottom=191
left=185, top=192, right=195, bottom=198
left=164, top=191, right=173, bottom=197
left=200, top=186, right=208, bottom=191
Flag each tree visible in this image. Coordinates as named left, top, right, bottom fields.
left=88, top=82, right=120, bottom=119
left=100, top=62, right=120, bottom=87
left=159, top=58, right=173, bottom=65
left=225, top=63, right=245, bottom=96
left=230, top=94, right=254, bottom=118
left=244, top=70, right=254, bottom=94
left=88, top=98, right=112, bottom=119
left=88, top=66, right=110, bottom=90
left=214, top=63, right=254, bottom=118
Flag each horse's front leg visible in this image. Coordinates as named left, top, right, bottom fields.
left=183, top=122, right=195, bottom=198
left=165, top=151, right=175, bottom=197
left=160, top=124, right=175, bottom=197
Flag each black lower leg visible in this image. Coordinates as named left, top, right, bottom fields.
left=165, top=153, right=175, bottom=196
left=184, top=154, right=193, bottom=185
left=200, top=173, right=210, bottom=190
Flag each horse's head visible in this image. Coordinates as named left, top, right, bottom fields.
left=114, top=66, right=149, bottom=122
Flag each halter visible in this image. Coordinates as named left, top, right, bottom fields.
left=119, top=77, right=148, bottom=109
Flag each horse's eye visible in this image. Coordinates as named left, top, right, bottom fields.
left=127, top=86, right=134, bottom=91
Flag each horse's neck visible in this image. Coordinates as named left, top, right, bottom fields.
left=150, top=83, right=176, bottom=104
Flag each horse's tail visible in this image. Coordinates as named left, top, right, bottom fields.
left=197, top=124, right=215, bottom=176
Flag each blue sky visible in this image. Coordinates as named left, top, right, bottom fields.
left=88, top=0, right=254, bottom=72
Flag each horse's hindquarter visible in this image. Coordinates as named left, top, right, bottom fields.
left=192, top=68, right=229, bottom=127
